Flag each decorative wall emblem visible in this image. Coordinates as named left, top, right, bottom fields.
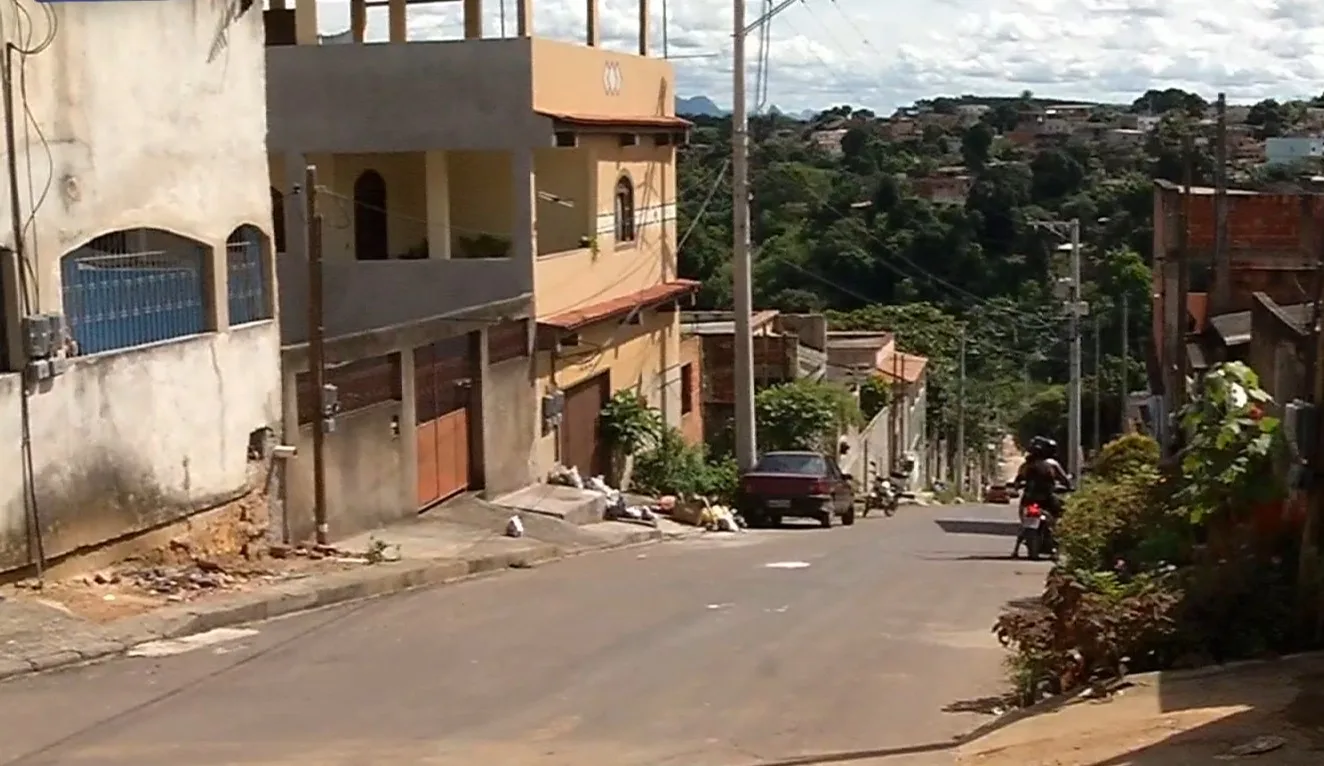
left=603, top=61, right=623, bottom=96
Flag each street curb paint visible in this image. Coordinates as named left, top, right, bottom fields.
left=0, top=527, right=664, bottom=683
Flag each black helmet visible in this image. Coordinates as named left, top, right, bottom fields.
left=1029, top=436, right=1057, bottom=459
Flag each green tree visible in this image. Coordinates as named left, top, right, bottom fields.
left=961, top=121, right=995, bottom=170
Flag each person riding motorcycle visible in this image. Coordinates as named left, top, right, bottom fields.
left=1011, top=436, right=1072, bottom=557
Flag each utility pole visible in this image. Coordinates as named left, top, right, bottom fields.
left=1213, top=93, right=1230, bottom=314
left=1093, top=310, right=1102, bottom=453
left=730, top=0, right=756, bottom=471
left=1068, top=219, right=1083, bottom=479
left=1120, top=294, right=1130, bottom=434
left=730, top=0, right=803, bottom=472
left=1176, top=133, right=1193, bottom=417
left=305, top=165, right=329, bottom=547
left=956, top=327, right=966, bottom=494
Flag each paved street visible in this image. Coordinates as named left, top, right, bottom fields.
left=0, top=504, right=1041, bottom=766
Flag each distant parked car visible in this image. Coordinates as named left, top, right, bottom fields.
left=983, top=484, right=1012, bottom=504
left=737, top=451, right=857, bottom=528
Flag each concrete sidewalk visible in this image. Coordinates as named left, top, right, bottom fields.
left=954, top=655, right=1324, bottom=765
left=0, top=498, right=700, bottom=683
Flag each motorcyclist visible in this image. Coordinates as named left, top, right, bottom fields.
left=1011, top=436, right=1071, bottom=557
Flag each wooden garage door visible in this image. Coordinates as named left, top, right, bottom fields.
left=561, top=373, right=610, bottom=479
left=414, top=335, right=474, bottom=509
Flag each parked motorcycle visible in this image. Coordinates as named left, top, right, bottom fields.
left=865, top=461, right=899, bottom=517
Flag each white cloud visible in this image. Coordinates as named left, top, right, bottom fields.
left=313, top=0, right=1324, bottom=112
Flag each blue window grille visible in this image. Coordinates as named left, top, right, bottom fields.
left=226, top=225, right=272, bottom=325
left=61, top=229, right=209, bottom=355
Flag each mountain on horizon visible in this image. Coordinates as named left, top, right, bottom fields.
left=674, top=95, right=826, bottom=122
left=675, top=95, right=724, bottom=116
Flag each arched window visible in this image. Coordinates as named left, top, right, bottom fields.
left=353, top=170, right=388, bottom=260
left=61, top=228, right=208, bottom=355
left=270, top=187, right=286, bottom=254
left=613, top=175, right=635, bottom=243
left=226, top=224, right=273, bottom=325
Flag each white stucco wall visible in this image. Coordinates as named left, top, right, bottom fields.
left=0, top=0, right=278, bottom=571
left=0, top=327, right=281, bottom=569
left=0, top=0, right=271, bottom=301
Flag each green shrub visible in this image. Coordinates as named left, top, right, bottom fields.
left=858, top=375, right=890, bottom=421
left=1090, top=433, right=1160, bottom=482
left=755, top=379, right=862, bottom=451
left=599, top=391, right=663, bottom=456
left=631, top=427, right=738, bottom=505
left=1056, top=468, right=1166, bottom=571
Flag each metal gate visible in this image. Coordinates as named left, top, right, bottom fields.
left=414, top=335, right=474, bottom=509
left=560, top=373, right=610, bottom=479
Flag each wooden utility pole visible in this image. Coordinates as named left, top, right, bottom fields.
left=1176, top=133, right=1193, bottom=416
left=1213, top=93, right=1230, bottom=313
left=305, top=165, right=329, bottom=546
left=1093, top=311, right=1102, bottom=453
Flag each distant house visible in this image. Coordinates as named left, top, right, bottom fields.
left=808, top=128, right=849, bottom=156
left=912, top=173, right=972, bottom=205
left=1265, top=136, right=1324, bottom=167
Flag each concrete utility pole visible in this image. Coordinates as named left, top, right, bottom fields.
left=731, top=0, right=755, bottom=471
left=1120, top=294, right=1130, bottom=434
left=730, top=0, right=803, bottom=471
left=956, top=327, right=966, bottom=494
left=1068, top=219, right=1082, bottom=478
left=1034, top=217, right=1084, bottom=476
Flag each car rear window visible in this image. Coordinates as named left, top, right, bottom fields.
left=754, top=454, right=826, bottom=474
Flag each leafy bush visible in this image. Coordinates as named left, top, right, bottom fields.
left=1175, top=362, right=1285, bottom=523
left=994, top=569, right=1182, bottom=702
left=631, top=427, right=738, bottom=504
left=1056, top=467, right=1166, bottom=572
left=755, top=379, right=863, bottom=451
left=1090, top=433, right=1160, bottom=482
left=599, top=391, right=662, bottom=456
left=858, top=375, right=890, bottom=421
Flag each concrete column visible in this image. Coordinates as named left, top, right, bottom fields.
left=351, top=0, right=367, bottom=42
left=638, top=0, right=649, bottom=56
left=294, top=0, right=318, bottom=45
left=424, top=151, right=452, bottom=259
left=586, top=0, right=600, bottom=46
left=463, top=0, right=483, bottom=39
left=510, top=148, right=537, bottom=272
left=211, top=234, right=230, bottom=331
left=388, top=0, right=407, bottom=42
left=516, top=0, right=532, bottom=36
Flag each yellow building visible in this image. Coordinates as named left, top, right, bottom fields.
left=265, top=0, right=693, bottom=539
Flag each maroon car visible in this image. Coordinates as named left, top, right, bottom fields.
left=737, top=451, right=857, bottom=529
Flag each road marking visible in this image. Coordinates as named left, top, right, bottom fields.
left=764, top=561, right=811, bottom=569
left=127, top=627, right=259, bottom=658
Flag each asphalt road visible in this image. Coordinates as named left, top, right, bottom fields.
left=0, top=504, right=1042, bottom=766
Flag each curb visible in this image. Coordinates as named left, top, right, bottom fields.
left=949, top=648, right=1324, bottom=748
left=0, top=527, right=664, bottom=683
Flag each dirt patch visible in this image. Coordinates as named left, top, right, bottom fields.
left=957, top=660, right=1324, bottom=766
left=4, top=544, right=376, bottom=624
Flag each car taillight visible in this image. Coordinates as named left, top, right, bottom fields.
left=811, top=480, right=830, bottom=494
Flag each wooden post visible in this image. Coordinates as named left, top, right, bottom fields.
left=305, top=165, right=329, bottom=546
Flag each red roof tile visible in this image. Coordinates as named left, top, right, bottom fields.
left=540, top=279, right=701, bottom=331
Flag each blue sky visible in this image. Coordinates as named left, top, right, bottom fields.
left=313, top=0, right=1324, bottom=112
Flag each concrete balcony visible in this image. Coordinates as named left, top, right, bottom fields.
left=266, top=36, right=681, bottom=154
left=277, top=256, right=531, bottom=345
